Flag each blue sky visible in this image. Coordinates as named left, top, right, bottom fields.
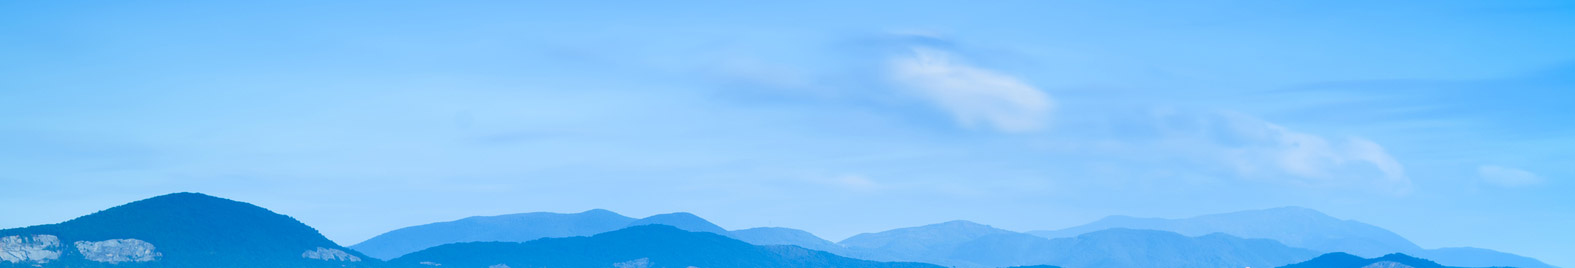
left=2, top=0, right=1572, bottom=266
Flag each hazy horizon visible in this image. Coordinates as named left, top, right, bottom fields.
left=5, top=193, right=1349, bottom=243
left=3, top=1, right=1570, bottom=267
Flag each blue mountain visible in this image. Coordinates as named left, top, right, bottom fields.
left=1019, top=228, right=1321, bottom=268
left=730, top=227, right=846, bottom=254
left=350, top=209, right=637, bottom=260
left=1278, top=252, right=1469, bottom=268
left=626, top=212, right=729, bottom=234
left=353, top=210, right=855, bottom=261
left=1027, top=207, right=1554, bottom=268
left=389, top=224, right=943, bottom=268
left=838, top=221, right=1318, bottom=268
left=1410, top=247, right=1551, bottom=268
left=1029, top=207, right=1419, bottom=256
left=0, top=192, right=374, bottom=268
left=838, top=220, right=1019, bottom=267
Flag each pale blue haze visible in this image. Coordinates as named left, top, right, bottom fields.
left=1, top=1, right=1571, bottom=267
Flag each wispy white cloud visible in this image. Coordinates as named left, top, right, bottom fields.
left=1477, top=165, right=1543, bottom=188
left=833, top=174, right=882, bottom=191
left=888, top=47, right=1054, bottom=133
left=1137, top=109, right=1412, bottom=194
left=1255, top=121, right=1410, bottom=193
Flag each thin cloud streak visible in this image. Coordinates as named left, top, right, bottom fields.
left=888, top=47, right=1053, bottom=133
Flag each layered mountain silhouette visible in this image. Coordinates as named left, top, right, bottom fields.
left=1027, top=207, right=1553, bottom=268
left=1278, top=252, right=1474, bottom=268
left=353, top=209, right=848, bottom=261
left=841, top=220, right=1017, bottom=258
left=350, top=209, right=638, bottom=260
left=837, top=221, right=1318, bottom=268
left=0, top=192, right=374, bottom=268
left=625, top=213, right=729, bottom=234
left=836, top=220, right=1020, bottom=266
left=1017, top=229, right=1320, bottom=268
left=1408, top=247, right=1550, bottom=268
left=1029, top=207, right=1418, bottom=255
left=389, top=224, right=941, bottom=268
left=730, top=227, right=846, bottom=254
left=8, top=193, right=1551, bottom=268
left=355, top=206, right=1553, bottom=268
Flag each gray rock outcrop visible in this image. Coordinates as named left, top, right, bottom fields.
left=1, top=234, right=62, bottom=264
left=1362, top=261, right=1417, bottom=268
left=613, top=257, right=652, bottom=268
left=74, top=238, right=159, bottom=263
left=302, top=247, right=362, bottom=262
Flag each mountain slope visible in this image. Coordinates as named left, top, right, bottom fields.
left=625, top=212, right=728, bottom=234
left=351, top=210, right=743, bottom=260
left=1029, top=207, right=1419, bottom=257
left=355, top=209, right=862, bottom=262
left=0, top=192, right=373, bottom=268
left=1278, top=252, right=1461, bottom=268
left=839, top=220, right=1016, bottom=265
left=390, top=224, right=942, bottom=268
left=1028, top=207, right=1554, bottom=268
left=731, top=227, right=845, bottom=254
left=1412, top=247, right=1554, bottom=268
left=839, top=221, right=1319, bottom=268
left=1023, top=228, right=1322, bottom=268
left=935, top=228, right=1320, bottom=268
left=350, top=209, right=635, bottom=260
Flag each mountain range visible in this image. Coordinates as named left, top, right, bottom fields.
left=0, top=193, right=941, bottom=268
left=0, top=193, right=1555, bottom=268
left=0, top=193, right=374, bottom=268
left=729, top=227, right=846, bottom=254
left=1278, top=252, right=1479, bottom=268
left=1027, top=207, right=1553, bottom=268
left=353, top=210, right=1325, bottom=268
left=350, top=209, right=639, bottom=260
left=352, top=206, right=1553, bottom=268
left=390, top=224, right=941, bottom=268
left=350, top=210, right=739, bottom=260
left=835, top=221, right=1319, bottom=268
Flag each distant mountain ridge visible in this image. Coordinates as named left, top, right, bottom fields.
left=0, top=192, right=374, bottom=268
left=12, top=192, right=1549, bottom=268
left=1028, top=206, right=1421, bottom=256
left=390, top=224, right=941, bottom=268
left=1027, top=207, right=1555, bottom=268
left=350, top=209, right=638, bottom=260
left=731, top=227, right=846, bottom=254
left=355, top=206, right=1554, bottom=268
left=1022, top=228, right=1321, bottom=268
left=839, top=220, right=1017, bottom=264
left=836, top=221, right=1319, bottom=268
left=626, top=212, right=730, bottom=234
left=1278, top=252, right=1475, bottom=268
left=1410, top=247, right=1551, bottom=268
left=353, top=209, right=847, bottom=261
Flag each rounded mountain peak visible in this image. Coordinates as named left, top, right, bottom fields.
left=627, top=212, right=727, bottom=234
left=2, top=192, right=370, bottom=267
left=581, top=208, right=616, bottom=214
left=937, top=220, right=986, bottom=226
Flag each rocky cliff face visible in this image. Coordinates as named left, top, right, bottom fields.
left=1, top=234, right=61, bottom=264
left=74, top=238, right=160, bottom=264
left=301, top=247, right=361, bottom=262
left=3, top=235, right=162, bottom=265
